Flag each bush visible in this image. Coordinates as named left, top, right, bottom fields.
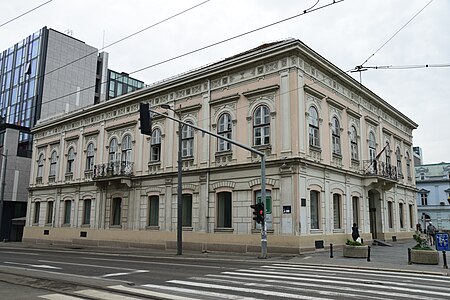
left=412, top=232, right=432, bottom=250
left=346, top=239, right=362, bottom=246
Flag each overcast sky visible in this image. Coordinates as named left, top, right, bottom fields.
left=1, top=0, right=449, bottom=164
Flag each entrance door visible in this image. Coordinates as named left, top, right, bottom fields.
left=369, top=208, right=377, bottom=239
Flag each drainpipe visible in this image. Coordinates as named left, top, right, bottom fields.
left=206, top=79, right=211, bottom=233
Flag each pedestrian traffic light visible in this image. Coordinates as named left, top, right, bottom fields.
left=250, top=202, right=264, bottom=224
left=139, top=103, right=152, bottom=135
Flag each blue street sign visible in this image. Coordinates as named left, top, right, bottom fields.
left=436, top=233, right=450, bottom=251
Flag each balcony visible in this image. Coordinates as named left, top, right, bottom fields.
left=93, top=162, right=134, bottom=187
left=362, top=160, right=398, bottom=190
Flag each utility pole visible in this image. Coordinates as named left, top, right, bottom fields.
left=0, top=149, right=8, bottom=240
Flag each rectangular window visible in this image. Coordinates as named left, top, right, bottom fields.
left=182, top=194, right=192, bottom=227
left=217, top=192, right=232, bottom=228
left=46, top=201, right=53, bottom=224
left=352, top=196, right=359, bottom=225
left=64, top=200, right=71, bottom=225
left=388, top=202, right=393, bottom=229
left=310, top=191, right=320, bottom=229
left=333, top=194, right=341, bottom=229
left=34, top=202, right=40, bottom=224
left=420, top=194, right=428, bottom=206
left=112, top=198, right=121, bottom=226
left=148, top=196, right=159, bottom=227
left=83, top=199, right=91, bottom=225
left=399, top=203, right=404, bottom=228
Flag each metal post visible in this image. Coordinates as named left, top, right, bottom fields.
left=0, top=149, right=7, bottom=239
left=260, top=155, right=267, bottom=259
left=367, top=245, right=371, bottom=262
left=408, top=248, right=412, bottom=264
left=443, top=251, right=448, bottom=269
left=177, top=109, right=183, bottom=255
left=330, top=243, right=333, bottom=258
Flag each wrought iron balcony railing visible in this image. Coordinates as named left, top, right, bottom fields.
left=93, top=161, right=134, bottom=179
left=362, top=160, right=398, bottom=181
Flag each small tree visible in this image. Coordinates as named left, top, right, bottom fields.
left=412, top=231, right=432, bottom=250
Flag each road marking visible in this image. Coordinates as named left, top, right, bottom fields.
left=223, top=270, right=450, bottom=297
left=141, top=283, right=259, bottom=300
left=75, top=289, right=142, bottom=299
left=101, top=270, right=149, bottom=278
left=3, top=261, right=61, bottom=269
left=200, top=274, right=428, bottom=300
left=0, top=251, right=39, bottom=256
left=38, top=259, right=142, bottom=271
left=167, top=280, right=332, bottom=299
left=39, top=294, right=84, bottom=300
left=110, top=285, right=202, bottom=300
left=81, top=256, right=223, bottom=269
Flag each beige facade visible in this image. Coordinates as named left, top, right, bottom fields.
left=24, top=39, right=418, bottom=253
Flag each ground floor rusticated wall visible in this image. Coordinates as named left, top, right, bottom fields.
left=24, top=159, right=418, bottom=253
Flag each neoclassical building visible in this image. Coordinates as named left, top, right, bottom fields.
left=24, top=39, right=418, bottom=253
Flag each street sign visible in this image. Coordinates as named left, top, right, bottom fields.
left=436, top=233, right=450, bottom=251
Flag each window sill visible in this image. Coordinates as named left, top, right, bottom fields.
left=333, top=229, right=344, bottom=233
left=109, top=225, right=122, bottom=229
left=62, top=223, right=71, bottom=227
left=251, top=228, right=274, bottom=234
left=32, top=223, right=39, bottom=226
left=45, top=223, right=52, bottom=227
left=182, top=226, right=193, bottom=231
left=253, top=144, right=272, bottom=151
left=310, top=229, right=323, bottom=234
left=215, top=150, right=232, bottom=157
left=81, top=224, right=91, bottom=228
left=146, top=225, right=160, bottom=230
left=214, top=227, right=234, bottom=233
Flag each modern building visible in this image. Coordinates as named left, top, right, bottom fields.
left=415, top=162, right=450, bottom=230
left=0, top=27, right=144, bottom=241
left=413, top=146, right=423, bottom=166
left=24, top=39, right=418, bottom=253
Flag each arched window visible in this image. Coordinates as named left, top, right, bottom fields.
left=385, top=142, right=391, bottom=166
left=109, top=138, right=118, bottom=164
left=150, top=129, right=161, bottom=162
left=308, top=106, right=319, bottom=147
left=350, top=126, right=358, bottom=160
left=396, top=147, right=402, bottom=176
left=331, top=117, right=340, bottom=155
left=218, top=113, right=232, bottom=151
left=86, top=143, right=95, bottom=171
left=121, top=135, right=132, bottom=163
left=182, top=121, right=194, bottom=157
left=253, top=105, right=270, bottom=146
left=406, top=152, right=411, bottom=178
left=310, top=190, right=320, bottom=229
left=37, top=154, right=44, bottom=178
left=49, top=151, right=57, bottom=177
left=66, top=147, right=75, bottom=174
left=368, top=132, right=376, bottom=160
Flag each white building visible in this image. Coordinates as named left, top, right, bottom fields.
left=24, top=39, right=418, bottom=253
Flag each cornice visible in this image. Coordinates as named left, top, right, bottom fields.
left=104, top=120, right=138, bottom=132
left=304, top=85, right=325, bottom=99
left=242, top=84, right=279, bottom=98
left=210, top=93, right=240, bottom=106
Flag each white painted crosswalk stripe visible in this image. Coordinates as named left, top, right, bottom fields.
left=39, top=263, right=450, bottom=300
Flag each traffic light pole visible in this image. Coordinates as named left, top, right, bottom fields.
left=148, top=107, right=267, bottom=258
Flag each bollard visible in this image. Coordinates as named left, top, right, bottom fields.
left=330, top=243, right=334, bottom=258
left=443, top=251, right=448, bottom=269
left=367, top=245, right=371, bottom=262
left=408, top=248, right=412, bottom=265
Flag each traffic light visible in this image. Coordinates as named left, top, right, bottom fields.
left=139, top=103, right=152, bottom=135
left=250, top=202, right=264, bottom=224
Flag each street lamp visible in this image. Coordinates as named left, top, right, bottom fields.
left=161, top=104, right=183, bottom=255
left=0, top=149, right=7, bottom=240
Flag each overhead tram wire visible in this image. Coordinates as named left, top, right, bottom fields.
left=0, top=0, right=54, bottom=29
left=36, top=0, right=213, bottom=81
left=24, top=0, right=344, bottom=119
left=351, top=0, right=434, bottom=81
left=361, top=63, right=450, bottom=70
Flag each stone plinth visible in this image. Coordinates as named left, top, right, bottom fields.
left=343, top=245, right=368, bottom=258
left=410, top=249, right=439, bottom=265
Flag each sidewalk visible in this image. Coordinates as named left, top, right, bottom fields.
left=290, top=240, right=450, bottom=275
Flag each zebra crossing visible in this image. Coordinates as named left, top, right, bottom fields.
left=38, top=263, right=450, bottom=299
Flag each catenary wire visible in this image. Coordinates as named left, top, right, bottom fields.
left=358, top=0, right=434, bottom=68
left=27, top=0, right=344, bottom=118
left=0, top=0, right=54, bottom=29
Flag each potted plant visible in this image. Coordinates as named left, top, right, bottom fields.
left=410, top=232, right=439, bottom=265
left=343, top=239, right=368, bottom=258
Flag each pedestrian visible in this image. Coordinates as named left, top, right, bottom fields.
left=352, top=223, right=360, bottom=242
left=427, top=222, right=436, bottom=246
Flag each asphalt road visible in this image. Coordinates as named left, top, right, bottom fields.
left=1, top=245, right=450, bottom=299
